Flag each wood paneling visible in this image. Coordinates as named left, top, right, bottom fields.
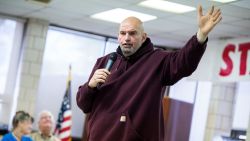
left=163, top=97, right=194, bottom=141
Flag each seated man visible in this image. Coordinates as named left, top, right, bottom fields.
left=31, top=110, right=59, bottom=141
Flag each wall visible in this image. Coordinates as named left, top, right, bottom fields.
left=233, top=82, right=250, bottom=130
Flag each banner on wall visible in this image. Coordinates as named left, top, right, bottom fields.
left=190, top=38, right=250, bottom=82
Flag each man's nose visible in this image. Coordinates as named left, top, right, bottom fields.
left=125, top=33, right=130, bottom=41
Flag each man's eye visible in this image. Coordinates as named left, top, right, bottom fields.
left=129, top=32, right=136, bottom=36
left=120, top=32, right=126, bottom=35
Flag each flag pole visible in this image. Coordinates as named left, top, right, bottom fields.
left=54, top=65, right=72, bottom=141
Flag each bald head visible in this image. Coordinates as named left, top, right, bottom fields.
left=120, top=16, right=144, bottom=33
left=118, top=17, right=147, bottom=57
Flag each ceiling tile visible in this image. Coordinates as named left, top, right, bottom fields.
left=144, top=18, right=192, bottom=33
left=231, top=0, right=250, bottom=10
left=221, top=14, right=242, bottom=23
left=229, top=20, right=250, bottom=29
left=0, top=0, right=249, bottom=48
left=220, top=4, right=250, bottom=19
left=149, top=35, right=185, bottom=48
left=49, top=0, right=111, bottom=16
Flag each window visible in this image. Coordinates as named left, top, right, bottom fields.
left=104, top=38, right=118, bottom=55
left=0, top=16, right=24, bottom=127
left=36, top=26, right=107, bottom=137
left=0, top=18, right=17, bottom=94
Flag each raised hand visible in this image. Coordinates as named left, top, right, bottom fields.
left=198, top=5, right=222, bottom=37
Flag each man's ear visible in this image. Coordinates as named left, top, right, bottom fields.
left=142, top=33, right=147, bottom=42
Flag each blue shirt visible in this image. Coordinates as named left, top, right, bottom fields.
left=1, top=133, right=33, bottom=141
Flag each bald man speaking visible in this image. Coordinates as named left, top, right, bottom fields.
left=77, top=5, right=222, bottom=141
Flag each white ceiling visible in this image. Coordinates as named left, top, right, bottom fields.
left=0, top=0, right=250, bottom=48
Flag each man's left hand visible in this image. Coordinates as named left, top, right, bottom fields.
left=198, top=5, right=222, bottom=37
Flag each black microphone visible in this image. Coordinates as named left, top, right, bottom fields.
left=97, top=52, right=117, bottom=89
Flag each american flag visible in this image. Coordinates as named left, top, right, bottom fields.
left=54, top=66, right=72, bottom=141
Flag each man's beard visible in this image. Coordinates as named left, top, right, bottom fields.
left=121, top=45, right=140, bottom=57
left=122, top=48, right=134, bottom=57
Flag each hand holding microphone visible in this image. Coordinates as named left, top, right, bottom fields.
left=88, top=53, right=117, bottom=89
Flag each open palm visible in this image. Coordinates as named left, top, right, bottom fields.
left=198, top=5, right=222, bottom=37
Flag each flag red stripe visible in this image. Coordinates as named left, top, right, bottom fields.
left=61, top=137, right=71, bottom=141
left=55, top=66, right=72, bottom=140
left=59, top=126, right=71, bottom=133
left=63, top=116, right=71, bottom=121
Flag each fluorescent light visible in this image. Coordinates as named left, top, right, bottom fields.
left=139, top=0, right=196, bottom=13
left=210, top=0, right=237, bottom=3
left=90, top=8, right=157, bottom=23
left=239, top=135, right=246, bottom=140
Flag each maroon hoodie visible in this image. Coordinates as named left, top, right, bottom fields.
left=76, top=35, right=207, bottom=141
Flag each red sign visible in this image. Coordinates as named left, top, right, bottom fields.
left=219, top=42, right=250, bottom=77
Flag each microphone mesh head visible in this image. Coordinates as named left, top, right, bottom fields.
left=109, top=52, right=117, bottom=61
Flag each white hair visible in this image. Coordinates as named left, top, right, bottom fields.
left=38, top=110, right=55, bottom=123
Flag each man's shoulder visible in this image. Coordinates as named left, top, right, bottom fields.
left=31, top=131, right=40, bottom=136
left=96, top=52, right=116, bottom=65
left=98, top=52, right=115, bottom=60
left=30, top=132, right=59, bottom=141
left=150, top=48, right=173, bottom=58
left=30, top=131, right=41, bottom=140
left=51, top=136, right=60, bottom=141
